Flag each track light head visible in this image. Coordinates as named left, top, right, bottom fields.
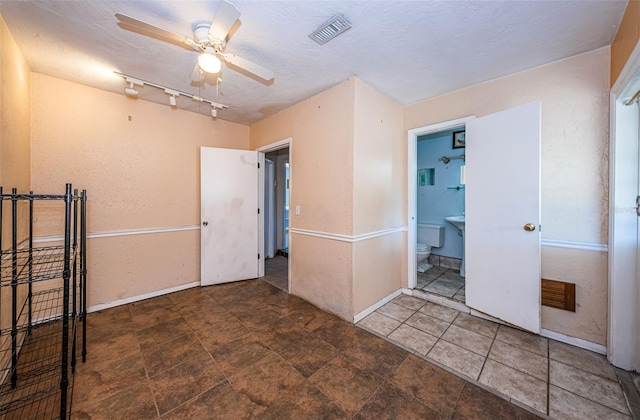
left=211, top=107, right=217, bottom=118
left=124, top=82, right=138, bottom=97
left=164, top=89, right=179, bottom=107
left=124, top=77, right=143, bottom=97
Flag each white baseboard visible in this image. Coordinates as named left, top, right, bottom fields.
left=541, top=328, right=607, bottom=355
left=353, top=289, right=402, bottom=323
left=87, top=281, right=200, bottom=313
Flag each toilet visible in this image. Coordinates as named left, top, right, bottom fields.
left=416, top=223, right=445, bottom=272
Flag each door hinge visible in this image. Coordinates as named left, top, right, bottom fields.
left=258, top=162, right=260, bottom=169
left=636, top=196, right=640, bottom=216
left=258, top=254, right=260, bottom=259
left=258, top=208, right=260, bottom=214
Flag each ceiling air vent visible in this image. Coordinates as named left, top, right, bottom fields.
left=309, top=13, right=352, bottom=45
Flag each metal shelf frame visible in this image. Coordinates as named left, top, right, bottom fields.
left=0, top=184, right=87, bottom=419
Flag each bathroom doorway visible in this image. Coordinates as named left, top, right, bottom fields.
left=259, top=139, right=291, bottom=293
left=414, top=128, right=466, bottom=303
left=407, top=102, right=542, bottom=333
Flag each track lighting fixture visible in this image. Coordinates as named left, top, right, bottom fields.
left=115, top=71, right=228, bottom=115
left=164, top=89, right=179, bottom=107
left=124, top=77, right=143, bottom=97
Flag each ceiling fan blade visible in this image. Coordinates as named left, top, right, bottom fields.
left=208, top=0, right=241, bottom=42
left=222, top=53, right=274, bottom=81
left=115, top=13, right=200, bottom=51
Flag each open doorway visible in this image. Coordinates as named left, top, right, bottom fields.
left=258, top=139, right=291, bottom=292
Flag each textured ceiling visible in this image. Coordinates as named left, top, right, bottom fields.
left=0, top=0, right=628, bottom=126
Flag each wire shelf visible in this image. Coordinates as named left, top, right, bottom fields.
left=0, top=184, right=87, bottom=419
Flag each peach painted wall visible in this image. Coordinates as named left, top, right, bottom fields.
left=0, top=14, right=31, bottom=366
left=29, top=73, right=249, bottom=308
left=251, top=79, right=356, bottom=319
left=251, top=78, right=405, bottom=320
left=404, top=48, right=610, bottom=344
left=611, top=0, right=640, bottom=86
left=352, top=79, right=405, bottom=315
left=0, top=14, right=30, bottom=233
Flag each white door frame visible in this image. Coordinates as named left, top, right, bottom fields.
left=257, top=138, right=292, bottom=292
left=609, top=40, right=640, bottom=371
left=407, top=117, right=474, bottom=289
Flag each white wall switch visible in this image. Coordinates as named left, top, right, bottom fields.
left=295, top=205, right=300, bottom=215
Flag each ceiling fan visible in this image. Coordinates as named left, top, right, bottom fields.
left=115, top=0, right=274, bottom=82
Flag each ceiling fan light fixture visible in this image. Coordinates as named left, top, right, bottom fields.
left=198, top=53, right=222, bottom=74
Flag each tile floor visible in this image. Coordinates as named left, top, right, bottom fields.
left=417, top=266, right=466, bottom=302
left=261, top=255, right=288, bottom=292
left=357, top=294, right=633, bottom=419
left=70, top=279, right=541, bottom=418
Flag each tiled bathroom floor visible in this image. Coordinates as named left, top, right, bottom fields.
left=417, top=266, right=466, bottom=302
left=357, top=295, right=633, bottom=419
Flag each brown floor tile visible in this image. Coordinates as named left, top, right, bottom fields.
left=309, top=355, right=384, bottom=416
left=141, top=332, right=210, bottom=378
left=162, top=380, right=264, bottom=419
left=267, top=329, right=339, bottom=377
left=228, top=353, right=306, bottom=406
left=253, top=382, right=348, bottom=420
left=179, top=303, right=230, bottom=331
left=208, top=333, right=273, bottom=377
left=348, top=330, right=408, bottom=378
left=130, top=305, right=182, bottom=329
left=135, top=317, right=193, bottom=350
left=73, top=380, right=158, bottom=420
left=452, top=382, right=542, bottom=419
left=354, top=380, right=444, bottom=419
left=83, top=332, right=140, bottom=366
left=128, top=295, right=174, bottom=313
left=313, top=317, right=371, bottom=351
left=195, top=317, right=251, bottom=350
left=73, top=352, right=148, bottom=409
left=390, top=354, right=466, bottom=417
left=149, top=353, right=226, bottom=415
left=235, top=306, right=286, bottom=330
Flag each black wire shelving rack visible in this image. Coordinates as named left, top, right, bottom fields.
left=0, top=184, right=87, bottom=419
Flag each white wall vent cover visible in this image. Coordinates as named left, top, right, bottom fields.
left=309, top=13, right=352, bottom=45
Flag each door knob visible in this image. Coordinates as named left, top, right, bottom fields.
left=524, top=223, right=536, bottom=231
left=202, top=221, right=208, bottom=226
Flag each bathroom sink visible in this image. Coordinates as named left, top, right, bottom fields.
left=445, top=216, right=465, bottom=232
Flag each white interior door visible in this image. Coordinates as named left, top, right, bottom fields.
left=200, top=147, right=262, bottom=286
left=465, top=101, right=541, bottom=333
